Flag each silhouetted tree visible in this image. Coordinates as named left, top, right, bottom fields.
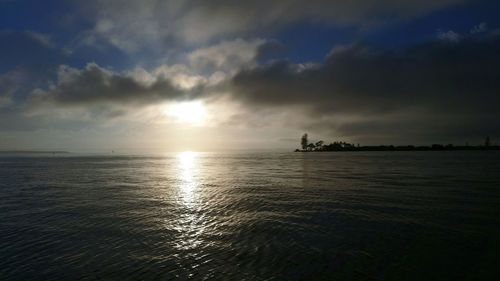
left=485, top=136, right=491, bottom=147
left=332, top=142, right=342, bottom=150
left=315, top=141, right=324, bottom=150
left=307, top=143, right=315, bottom=151
left=301, top=133, right=308, bottom=150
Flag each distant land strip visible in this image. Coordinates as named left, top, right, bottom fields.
left=0, top=151, right=70, bottom=154
left=295, top=145, right=500, bottom=152
left=296, top=134, right=499, bottom=152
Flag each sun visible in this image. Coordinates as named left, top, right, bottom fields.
left=165, top=101, right=207, bottom=125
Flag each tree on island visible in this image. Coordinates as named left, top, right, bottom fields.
left=301, top=133, right=308, bottom=150
left=298, top=133, right=325, bottom=151
left=307, top=143, right=316, bottom=151
left=315, top=140, right=324, bottom=148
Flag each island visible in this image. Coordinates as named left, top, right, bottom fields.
left=295, top=134, right=500, bottom=152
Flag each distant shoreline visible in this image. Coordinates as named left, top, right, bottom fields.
left=295, top=145, right=500, bottom=152
left=296, top=134, right=499, bottom=152
left=0, top=151, right=70, bottom=154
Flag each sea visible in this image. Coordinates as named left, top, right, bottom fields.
left=0, top=151, right=499, bottom=280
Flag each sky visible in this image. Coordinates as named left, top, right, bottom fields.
left=1, top=0, right=499, bottom=152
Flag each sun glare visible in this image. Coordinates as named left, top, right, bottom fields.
left=166, top=101, right=207, bottom=125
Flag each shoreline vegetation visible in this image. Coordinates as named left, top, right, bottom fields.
left=295, top=134, right=500, bottom=152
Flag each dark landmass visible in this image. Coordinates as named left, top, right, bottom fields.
left=295, top=144, right=500, bottom=152
left=295, top=134, right=500, bottom=152
left=0, top=150, right=70, bottom=154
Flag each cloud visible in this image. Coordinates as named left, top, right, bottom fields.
left=188, top=38, right=265, bottom=73
left=28, top=36, right=274, bottom=108
left=81, top=0, right=466, bottom=52
left=28, top=63, right=203, bottom=108
left=0, top=69, right=24, bottom=108
left=228, top=36, right=500, bottom=140
left=26, top=33, right=500, bottom=142
left=24, top=31, right=55, bottom=48
left=470, top=22, right=488, bottom=34
left=437, top=30, right=461, bottom=42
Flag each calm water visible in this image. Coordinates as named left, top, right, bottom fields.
left=0, top=152, right=499, bottom=280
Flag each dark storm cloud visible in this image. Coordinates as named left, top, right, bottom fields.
left=230, top=36, right=500, bottom=139
left=335, top=115, right=500, bottom=139
left=31, top=63, right=202, bottom=106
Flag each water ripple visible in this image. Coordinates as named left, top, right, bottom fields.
left=1, top=151, right=499, bottom=280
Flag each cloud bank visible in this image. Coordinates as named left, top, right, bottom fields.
left=30, top=63, right=191, bottom=106
left=228, top=35, right=500, bottom=140
left=29, top=32, right=500, bottom=142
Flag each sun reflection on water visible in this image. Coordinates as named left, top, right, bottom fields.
left=178, top=151, right=198, bottom=205
left=173, top=151, right=206, bottom=251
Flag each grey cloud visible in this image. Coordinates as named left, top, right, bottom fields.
left=30, top=63, right=202, bottom=107
left=29, top=38, right=271, bottom=109
left=437, top=30, right=461, bottom=42
left=24, top=31, right=55, bottom=48
left=187, top=38, right=265, bottom=73
left=471, top=22, right=488, bottom=34
left=229, top=36, right=500, bottom=141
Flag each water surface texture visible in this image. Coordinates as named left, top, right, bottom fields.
left=1, top=152, right=499, bottom=280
